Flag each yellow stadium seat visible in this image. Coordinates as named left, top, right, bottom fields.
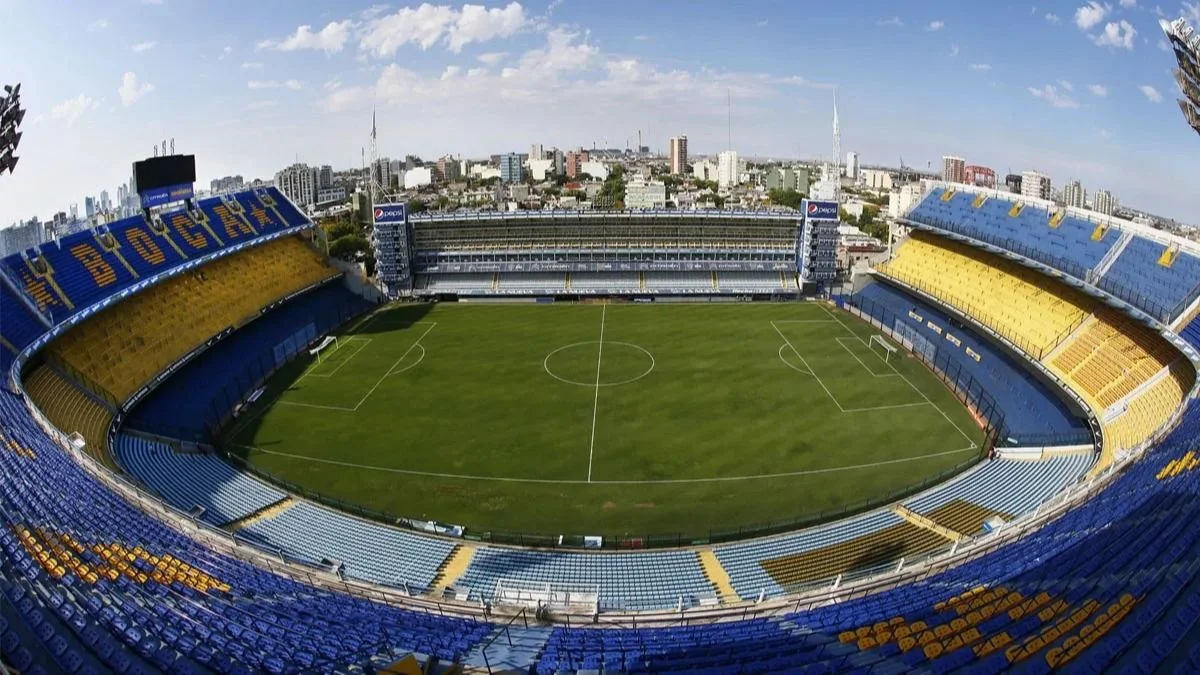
left=49, top=236, right=337, bottom=404
left=878, top=233, right=1091, bottom=358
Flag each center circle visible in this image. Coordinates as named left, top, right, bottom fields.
left=543, top=341, right=656, bottom=387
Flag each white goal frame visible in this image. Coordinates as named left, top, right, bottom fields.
left=868, top=334, right=898, bottom=364
left=309, top=336, right=340, bottom=363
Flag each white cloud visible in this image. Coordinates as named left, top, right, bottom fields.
left=87, top=19, right=108, bottom=32
left=258, top=20, right=353, bottom=53
left=1138, top=84, right=1163, bottom=102
left=1074, top=2, right=1110, bottom=30
left=1118, top=0, right=1136, bottom=7
left=241, top=62, right=265, bottom=70
left=219, top=46, right=232, bottom=60
left=1028, top=84, right=1080, bottom=108
left=360, top=3, right=391, bottom=19
left=632, top=34, right=649, bottom=41
left=1098, top=128, right=1113, bottom=139
left=132, top=41, right=156, bottom=53
left=322, top=27, right=832, bottom=118
left=246, top=100, right=279, bottom=111
left=360, top=4, right=457, bottom=53
left=50, top=94, right=96, bottom=125
left=756, top=20, right=769, bottom=27
left=476, top=51, right=508, bottom=65
left=1158, top=38, right=1170, bottom=50
left=1093, top=20, right=1136, bottom=48
left=1058, top=79, right=1074, bottom=91
left=949, top=44, right=960, bottom=57
left=359, top=2, right=528, bottom=56
left=247, top=79, right=304, bottom=90
left=969, top=63, right=992, bottom=71
left=447, top=2, right=526, bottom=52
left=927, top=20, right=945, bottom=31
left=1045, top=12, right=1062, bottom=23
left=141, top=0, right=163, bottom=5
left=877, top=17, right=903, bottom=27
left=1185, top=1, right=1200, bottom=22
left=118, top=72, right=154, bottom=106
left=1088, top=83, right=1109, bottom=95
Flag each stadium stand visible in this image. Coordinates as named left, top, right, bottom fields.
left=712, top=454, right=1092, bottom=601
left=455, top=548, right=716, bottom=611
left=0, top=282, right=47, bottom=375
left=902, top=183, right=1200, bottom=322
left=0, top=389, right=494, bottom=673
left=0, top=188, right=303, bottom=324
left=115, top=435, right=287, bottom=528
left=20, top=365, right=113, bottom=466
left=534, top=405, right=1200, bottom=672
left=4, top=185, right=1200, bottom=671
left=47, top=235, right=337, bottom=404
left=235, top=502, right=456, bottom=592
left=879, top=232, right=1092, bottom=358
left=123, top=282, right=372, bottom=442
left=850, top=281, right=1091, bottom=446
left=1045, top=309, right=1181, bottom=412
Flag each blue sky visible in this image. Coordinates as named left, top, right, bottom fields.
left=1, top=0, right=1198, bottom=225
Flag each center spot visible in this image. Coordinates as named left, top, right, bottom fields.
left=544, top=341, right=656, bottom=387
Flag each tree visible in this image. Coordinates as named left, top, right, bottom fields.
left=767, top=188, right=805, bottom=209
left=328, top=234, right=369, bottom=262
left=326, top=221, right=358, bottom=241
left=408, top=199, right=428, bottom=214
left=839, top=207, right=858, bottom=227
left=435, top=195, right=451, bottom=210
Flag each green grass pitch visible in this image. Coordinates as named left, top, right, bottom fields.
left=226, top=301, right=987, bottom=540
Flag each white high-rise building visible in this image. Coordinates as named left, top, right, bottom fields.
left=692, top=160, right=718, bottom=182
left=1062, top=180, right=1085, bottom=208
left=530, top=143, right=544, bottom=161
left=941, top=156, right=966, bottom=183
left=1093, top=189, right=1117, bottom=215
left=1021, top=170, right=1052, bottom=200
left=99, top=190, right=111, bottom=212
left=624, top=174, right=667, bottom=209
left=717, top=150, right=739, bottom=188
left=845, top=152, right=860, bottom=181
left=275, top=163, right=317, bottom=208
left=668, top=135, right=688, bottom=175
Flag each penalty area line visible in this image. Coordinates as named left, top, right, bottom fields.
left=233, top=443, right=981, bottom=485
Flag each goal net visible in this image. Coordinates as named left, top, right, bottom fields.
left=309, top=336, right=340, bottom=363
left=868, top=334, right=898, bottom=364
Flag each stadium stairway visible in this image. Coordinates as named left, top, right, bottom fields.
left=463, top=626, right=554, bottom=673
left=222, top=497, right=296, bottom=532
left=431, top=545, right=477, bottom=594
left=697, top=550, right=740, bottom=604
left=890, top=504, right=966, bottom=543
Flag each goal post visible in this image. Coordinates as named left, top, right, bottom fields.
left=868, top=334, right=898, bottom=364
left=309, top=336, right=340, bottom=363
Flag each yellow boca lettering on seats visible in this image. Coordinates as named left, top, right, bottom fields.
left=13, top=525, right=230, bottom=592
left=214, top=204, right=254, bottom=239
left=170, top=214, right=210, bottom=249
left=69, top=243, right=118, bottom=287
left=123, top=226, right=166, bottom=266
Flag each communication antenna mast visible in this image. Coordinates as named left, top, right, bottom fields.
left=368, top=106, right=385, bottom=203
left=832, top=88, right=842, bottom=202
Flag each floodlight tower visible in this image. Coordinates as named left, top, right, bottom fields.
left=1, top=83, right=27, bottom=176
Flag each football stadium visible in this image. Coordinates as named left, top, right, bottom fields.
left=4, top=17, right=1200, bottom=675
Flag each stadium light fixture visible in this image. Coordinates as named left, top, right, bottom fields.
left=0, top=81, right=24, bottom=176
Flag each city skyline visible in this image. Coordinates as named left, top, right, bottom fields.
left=2, top=0, right=1199, bottom=225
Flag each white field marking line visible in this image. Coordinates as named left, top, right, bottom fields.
left=770, top=319, right=841, bottom=324
left=819, top=304, right=978, bottom=449
left=543, top=341, right=656, bottom=387
left=587, top=304, right=606, bottom=483
left=385, top=343, right=426, bottom=378
left=834, top=336, right=899, bottom=378
left=775, top=345, right=930, bottom=413
left=302, top=337, right=373, bottom=379
left=277, top=400, right=358, bottom=412
left=235, top=443, right=979, bottom=485
left=352, top=322, right=437, bottom=410
left=771, top=320, right=845, bottom=412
